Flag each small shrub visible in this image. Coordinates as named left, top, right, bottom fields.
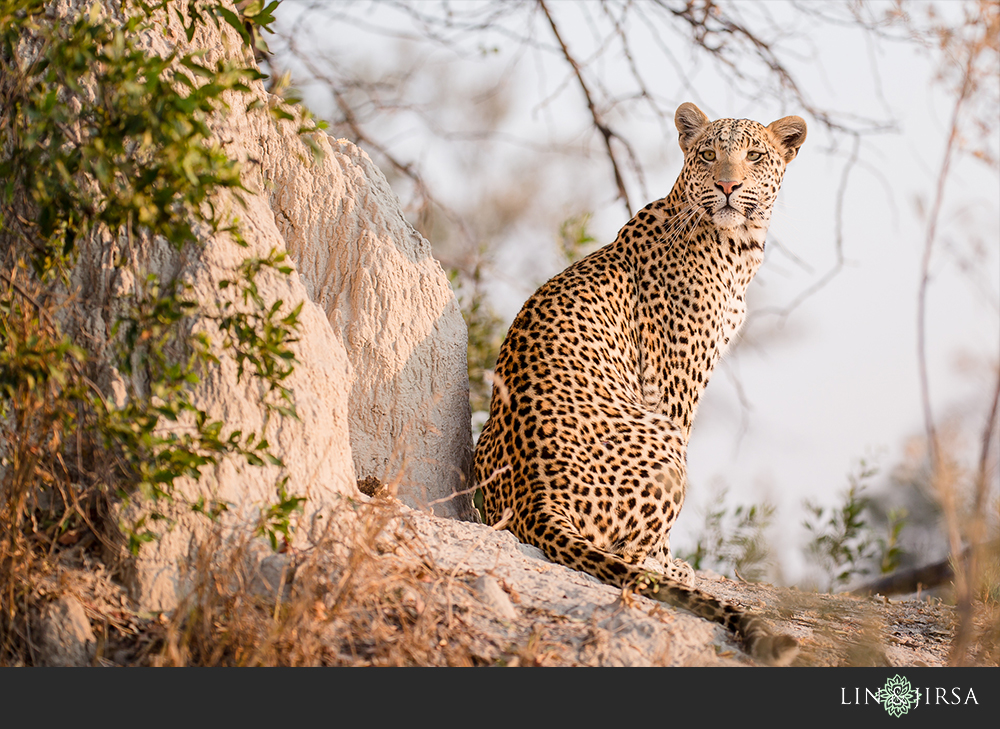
left=678, top=485, right=776, bottom=583
left=0, top=0, right=316, bottom=664
left=803, top=459, right=908, bottom=592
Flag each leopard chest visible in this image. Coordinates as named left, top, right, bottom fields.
left=633, top=226, right=764, bottom=428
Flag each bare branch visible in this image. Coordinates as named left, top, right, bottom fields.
left=752, top=133, right=861, bottom=326
left=537, top=0, right=633, bottom=215
left=917, top=39, right=979, bottom=471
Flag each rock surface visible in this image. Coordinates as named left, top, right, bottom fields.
left=266, top=136, right=474, bottom=521
left=61, top=497, right=978, bottom=667
left=31, top=0, right=473, bottom=613
left=37, top=596, right=96, bottom=667
left=85, top=2, right=359, bottom=612
left=369, top=507, right=975, bottom=666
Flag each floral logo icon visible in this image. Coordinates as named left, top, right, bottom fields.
left=880, top=675, right=918, bottom=717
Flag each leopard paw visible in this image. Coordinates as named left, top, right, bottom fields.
left=668, top=558, right=696, bottom=589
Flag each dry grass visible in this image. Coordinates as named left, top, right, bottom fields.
left=99, top=491, right=505, bottom=667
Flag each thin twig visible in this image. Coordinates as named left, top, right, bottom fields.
left=917, top=58, right=975, bottom=472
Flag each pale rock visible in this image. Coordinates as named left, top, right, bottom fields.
left=471, top=575, right=518, bottom=621
left=266, top=136, right=475, bottom=521
left=37, top=596, right=96, bottom=667
left=33, top=1, right=359, bottom=612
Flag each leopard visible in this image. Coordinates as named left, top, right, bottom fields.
left=473, top=102, right=807, bottom=666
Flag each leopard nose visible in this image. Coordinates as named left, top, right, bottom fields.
left=716, top=180, right=742, bottom=195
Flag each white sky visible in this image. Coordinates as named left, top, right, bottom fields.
left=273, top=1, right=999, bottom=584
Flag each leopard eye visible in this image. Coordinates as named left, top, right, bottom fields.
left=699, top=150, right=716, bottom=162
left=746, top=150, right=763, bottom=162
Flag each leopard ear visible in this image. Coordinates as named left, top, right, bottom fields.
left=766, top=116, right=807, bottom=163
left=675, top=103, right=710, bottom=154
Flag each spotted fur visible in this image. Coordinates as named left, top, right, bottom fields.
left=474, top=103, right=807, bottom=665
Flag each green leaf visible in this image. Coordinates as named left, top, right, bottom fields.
left=216, top=6, right=250, bottom=44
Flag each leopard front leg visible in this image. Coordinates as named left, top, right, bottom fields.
left=654, top=532, right=697, bottom=589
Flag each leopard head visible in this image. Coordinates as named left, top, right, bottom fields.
left=674, top=102, right=807, bottom=232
